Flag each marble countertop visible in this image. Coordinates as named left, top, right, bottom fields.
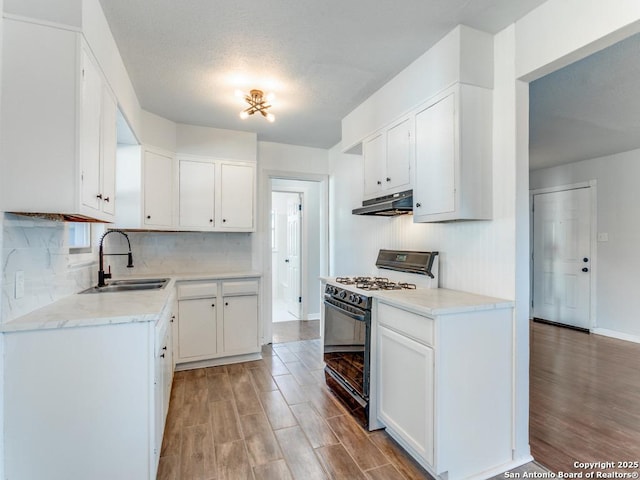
left=322, top=277, right=513, bottom=316
left=1, top=271, right=262, bottom=333
left=373, top=288, right=514, bottom=316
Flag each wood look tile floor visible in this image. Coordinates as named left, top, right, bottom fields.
left=530, top=321, right=640, bottom=473
left=157, top=339, right=433, bottom=480
left=271, top=320, right=320, bottom=343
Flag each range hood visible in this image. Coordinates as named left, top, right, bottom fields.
left=352, top=190, right=413, bottom=216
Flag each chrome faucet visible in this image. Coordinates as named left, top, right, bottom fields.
left=98, top=229, right=134, bottom=287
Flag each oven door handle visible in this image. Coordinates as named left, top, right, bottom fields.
left=324, top=299, right=367, bottom=322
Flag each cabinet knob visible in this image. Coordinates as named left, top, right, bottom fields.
left=211, top=303, right=215, bottom=307
left=96, top=194, right=103, bottom=199
left=225, top=302, right=229, bottom=306
left=160, top=353, right=165, bottom=358
left=171, top=315, right=175, bottom=322
left=104, top=196, right=110, bottom=202
left=377, top=181, right=382, bottom=185
left=583, top=257, right=589, bottom=262
left=416, top=203, right=422, bottom=208
left=223, top=219, right=227, bottom=223
left=209, top=219, right=213, bottom=223
left=582, top=267, right=589, bottom=273
left=147, top=215, right=151, bottom=219
left=162, top=346, right=167, bottom=351
left=386, top=177, right=391, bottom=182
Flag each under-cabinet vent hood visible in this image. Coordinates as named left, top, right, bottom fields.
left=352, top=190, right=413, bottom=216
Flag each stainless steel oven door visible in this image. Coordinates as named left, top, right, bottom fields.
left=323, top=296, right=371, bottom=400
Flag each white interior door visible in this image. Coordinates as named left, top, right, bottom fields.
left=532, top=187, right=592, bottom=329
left=285, top=194, right=302, bottom=319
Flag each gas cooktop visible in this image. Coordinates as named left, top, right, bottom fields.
left=335, top=276, right=417, bottom=291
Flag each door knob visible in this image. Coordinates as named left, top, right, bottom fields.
left=582, top=267, right=589, bottom=272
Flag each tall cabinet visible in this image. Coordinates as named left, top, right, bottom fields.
left=1, top=18, right=117, bottom=222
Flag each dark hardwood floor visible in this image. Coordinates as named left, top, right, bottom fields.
left=530, top=320, right=640, bottom=472
left=157, top=339, right=432, bottom=479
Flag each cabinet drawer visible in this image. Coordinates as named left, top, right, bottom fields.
left=222, top=280, right=259, bottom=296
left=377, top=302, right=434, bottom=346
left=177, top=282, right=217, bottom=300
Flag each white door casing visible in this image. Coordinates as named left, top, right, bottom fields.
left=532, top=186, right=592, bottom=329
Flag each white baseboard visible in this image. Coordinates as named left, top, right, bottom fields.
left=592, top=328, right=640, bottom=344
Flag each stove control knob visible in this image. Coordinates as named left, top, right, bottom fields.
left=338, top=290, right=347, bottom=299
left=348, top=293, right=356, bottom=303
left=326, top=285, right=334, bottom=295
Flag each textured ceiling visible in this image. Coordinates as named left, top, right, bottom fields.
left=530, top=32, right=640, bottom=170
left=99, top=0, right=547, bottom=149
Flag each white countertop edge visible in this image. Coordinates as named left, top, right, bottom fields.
left=374, top=293, right=514, bottom=317
left=1, top=271, right=262, bottom=333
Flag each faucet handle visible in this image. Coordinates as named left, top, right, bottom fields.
left=104, top=265, right=112, bottom=280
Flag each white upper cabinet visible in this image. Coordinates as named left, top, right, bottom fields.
left=115, top=146, right=175, bottom=230
left=362, top=117, right=413, bottom=200
left=0, top=19, right=117, bottom=222
left=179, top=159, right=215, bottom=229
left=385, top=117, right=412, bottom=192
left=413, top=84, right=492, bottom=223
left=176, top=157, right=255, bottom=232
left=362, top=133, right=386, bottom=198
left=218, top=162, right=255, bottom=231
left=144, top=150, right=174, bottom=228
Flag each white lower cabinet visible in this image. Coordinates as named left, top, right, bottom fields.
left=377, top=324, right=434, bottom=466
left=375, top=300, right=514, bottom=480
left=176, top=278, right=260, bottom=366
left=4, top=301, right=175, bottom=480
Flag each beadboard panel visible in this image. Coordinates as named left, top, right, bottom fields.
left=328, top=145, right=515, bottom=301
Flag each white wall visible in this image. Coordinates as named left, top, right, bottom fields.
left=3, top=0, right=81, bottom=27
left=176, top=124, right=256, bottom=161
left=511, top=0, right=640, bottom=464
left=257, top=141, right=329, bottom=339
left=140, top=110, right=177, bottom=152
left=530, top=149, right=640, bottom=340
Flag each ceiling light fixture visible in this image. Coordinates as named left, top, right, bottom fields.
left=239, top=89, right=275, bottom=122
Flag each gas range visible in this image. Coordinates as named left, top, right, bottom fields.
left=322, top=249, right=438, bottom=430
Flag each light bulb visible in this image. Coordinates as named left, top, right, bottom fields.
left=266, top=92, right=276, bottom=102
left=234, top=89, right=245, bottom=98
left=266, top=113, right=275, bottom=122
left=239, top=111, right=249, bottom=120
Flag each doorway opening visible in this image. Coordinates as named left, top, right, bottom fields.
left=266, top=177, right=327, bottom=344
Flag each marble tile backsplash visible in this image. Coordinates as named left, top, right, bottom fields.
left=1, top=214, right=254, bottom=323
left=106, top=231, right=253, bottom=277
left=1, top=214, right=100, bottom=323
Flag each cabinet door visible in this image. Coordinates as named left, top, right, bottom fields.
left=100, top=88, right=117, bottom=216
left=219, top=163, right=254, bottom=230
left=143, top=151, right=173, bottom=228
left=222, top=295, right=259, bottom=354
left=178, top=298, right=217, bottom=359
left=79, top=48, right=103, bottom=212
left=377, top=325, right=434, bottom=467
left=386, top=118, right=412, bottom=191
left=362, top=133, right=385, bottom=198
left=179, top=160, right=215, bottom=228
left=414, top=93, right=456, bottom=218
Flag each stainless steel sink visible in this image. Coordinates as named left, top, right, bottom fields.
left=80, top=278, right=169, bottom=294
